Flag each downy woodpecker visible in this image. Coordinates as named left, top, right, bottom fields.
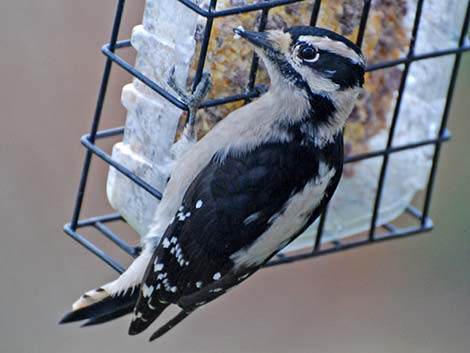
left=61, top=26, right=365, bottom=341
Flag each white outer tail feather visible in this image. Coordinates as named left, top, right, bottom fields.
left=71, top=245, right=155, bottom=311
left=69, top=84, right=200, bottom=314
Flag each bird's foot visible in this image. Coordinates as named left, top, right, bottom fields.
left=167, top=67, right=212, bottom=142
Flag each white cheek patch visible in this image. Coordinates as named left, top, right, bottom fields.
left=302, top=67, right=340, bottom=93
left=287, top=50, right=339, bottom=93
left=287, top=54, right=340, bottom=93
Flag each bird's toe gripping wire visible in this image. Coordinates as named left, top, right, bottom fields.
left=167, top=67, right=212, bottom=142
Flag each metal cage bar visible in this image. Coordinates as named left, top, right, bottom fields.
left=368, top=0, right=425, bottom=241
left=309, top=0, right=322, bottom=26
left=64, top=0, right=470, bottom=273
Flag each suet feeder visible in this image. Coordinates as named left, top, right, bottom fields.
left=64, top=0, right=470, bottom=273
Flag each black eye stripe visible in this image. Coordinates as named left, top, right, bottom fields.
left=300, top=49, right=362, bottom=68
left=310, top=51, right=365, bottom=89
left=294, top=41, right=363, bottom=68
left=286, top=47, right=364, bottom=89
left=278, top=42, right=364, bottom=90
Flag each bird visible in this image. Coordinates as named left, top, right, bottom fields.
left=60, top=25, right=365, bottom=341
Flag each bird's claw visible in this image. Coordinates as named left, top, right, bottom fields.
left=166, top=67, right=212, bottom=141
left=167, top=66, right=189, bottom=104
left=190, top=72, right=212, bottom=109
left=167, top=67, right=212, bottom=108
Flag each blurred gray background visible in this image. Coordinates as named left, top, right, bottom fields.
left=1, top=1, right=469, bottom=352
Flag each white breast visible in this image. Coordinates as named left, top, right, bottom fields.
left=231, top=163, right=336, bottom=268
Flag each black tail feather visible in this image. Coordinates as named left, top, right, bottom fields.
left=127, top=301, right=169, bottom=336
left=149, top=310, right=193, bottom=341
left=81, top=304, right=135, bottom=327
left=60, top=290, right=139, bottom=325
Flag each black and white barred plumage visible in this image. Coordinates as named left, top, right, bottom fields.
left=61, top=26, right=365, bottom=341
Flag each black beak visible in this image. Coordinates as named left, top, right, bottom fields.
left=233, top=28, right=275, bottom=54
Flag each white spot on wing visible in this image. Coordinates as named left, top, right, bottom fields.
left=243, top=212, right=260, bottom=225
left=142, top=284, right=154, bottom=298
left=196, top=281, right=203, bottom=288
left=162, top=238, right=171, bottom=248
left=195, top=200, right=203, bottom=209
left=213, top=272, right=221, bottom=280
left=238, top=273, right=250, bottom=280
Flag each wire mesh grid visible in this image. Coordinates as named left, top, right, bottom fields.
left=64, top=0, right=470, bottom=273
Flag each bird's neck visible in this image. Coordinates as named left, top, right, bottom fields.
left=268, top=81, right=360, bottom=148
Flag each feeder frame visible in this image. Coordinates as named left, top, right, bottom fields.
left=64, top=0, right=470, bottom=273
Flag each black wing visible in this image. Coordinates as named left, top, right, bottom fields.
left=129, top=139, right=337, bottom=335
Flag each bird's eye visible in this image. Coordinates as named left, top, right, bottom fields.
left=298, top=45, right=319, bottom=62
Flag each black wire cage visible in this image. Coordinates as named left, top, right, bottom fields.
left=64, top=0, right=470, bottom=274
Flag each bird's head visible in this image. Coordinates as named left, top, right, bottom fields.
left=234, top=26, right=365, bottom=93
left=234, top=26, right=365, bottom=143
